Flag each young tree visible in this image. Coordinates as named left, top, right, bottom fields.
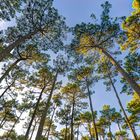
left=100, top=105, right=116, bottom=140
left=80, top=111, right=97, bottom=140
left=61, top=83, right=87, bottom=140
left=56, top=104, right=71, bottom=140
left=69, top=66, right=99, bottom=140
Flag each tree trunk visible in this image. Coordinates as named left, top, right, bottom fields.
left=70, top=94, right=75, bottom=140
left=6, top=110, right=24, bottom=139
left=117, top=122, right=121, bottom=132
left=64, top=123, right=68, bottom=140
left=108, top=71, right=138, bottom=140
left=88, top=123, right=93, bottom=140
left=0, top=29, right=40, bottom=62
left=109, top=125, right=113, bottom=140
left=76, top=124, right=80, bottom=140
left=29, top=118, right=39, bottom=140
left=0, top=81, right=15, bottom=99
left=0, top=58, right=24, bottom=84
left=25, top=85, right=46, bottom=139
left=97, top=46, right=140, bottom=96
left=0, top=115, right=6, bottom=128
left=35, top=71, right=58, bottom=140
left=86, top=80, right=99, bottom=140
left=44, top=107, right=56, bottom=140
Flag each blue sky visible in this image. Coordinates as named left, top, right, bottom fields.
left=54, top=0, right=132, bottom=26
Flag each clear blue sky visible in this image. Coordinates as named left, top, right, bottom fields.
left=54, top=0, right=132, bottom=26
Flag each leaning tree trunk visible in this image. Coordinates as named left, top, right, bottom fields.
left=117, top=122, right=122, bottom=132
left=35, top=71, right=58, bottom=140
left=25, top=85, right=46, bottom=139
left=0, top=115, right=7, bottom=128
left=0, top=29, right=40, bottom=62
left=29, top=118, right=39, bottom=140
left=86, top=80, right=99, bottom=140
left=96, top=46, right=140, bottom=96
left=44, top=106, right=56, bottom=140
left=0, top=80, right=15, bottom=99
left=70, top=95, right=75, bottom=140
left=0, top=58, right=25, bottom=84
left=108, top=71, right=138, bottom=140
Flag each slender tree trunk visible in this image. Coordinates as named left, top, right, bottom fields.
left=88, top=123, right=93, bottom=140
left=109, top=125, right=113, bottom=140
left=0, top=58, right=24, bottom=83
left=0, top=81, right=15, bottom=99
left=97, top=46, right=140, bottom=96
left=35, top=71, right=58, bottom=140
left=70, top=94, right=75, bottom=140
left=117, top=122, right=121, bottom=132
left=0, top=29, right=40, bottom=62
left=44, top=107, right=56, bottom=140
left=76, top=124, right=80, bottom=140
left=6, top=110, right=24, bottom=139
left=29, top=118, right=39, bottom=140
left=0, top=120, right=7, bottom=129
left=108, top=71, right=138, bottom=140
left=64, top=123, right=68, bottom=140
left=25, top=85, right=46, bottom=139
left=86, top=80, right=99, bottom=140
left=0, top=116, right=6, bottom=128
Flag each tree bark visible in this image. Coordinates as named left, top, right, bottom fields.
left=35, top=71, right=58, bottom=140
left=25, top=85, right=46, bottom=139
left=96, top=46, right=140, bottom=96
left=86, top=80, right=99, bottom=140
left=108, top=71, right=138, bottom=140
left=0, top=29, right=40, bottom=62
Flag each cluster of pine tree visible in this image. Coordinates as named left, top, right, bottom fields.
left=0, top=0, right=139, bottom=140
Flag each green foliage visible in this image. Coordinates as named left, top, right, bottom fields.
left=0, top=0, right=23, bottom=20
left=0, top=1, right=139, bottom=140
